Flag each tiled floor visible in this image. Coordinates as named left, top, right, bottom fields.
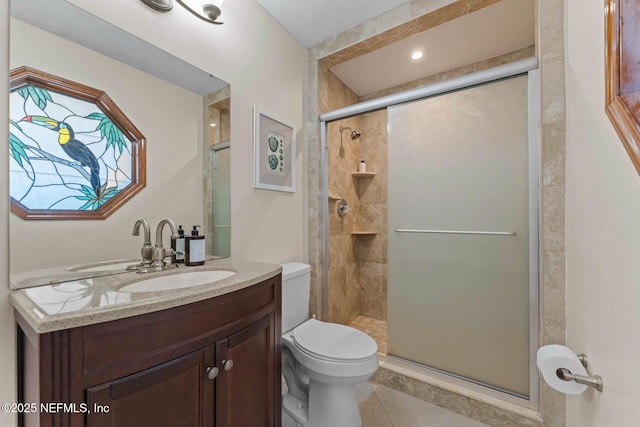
left=283, top=381, right=490, bottom=427
left=347, top=317, right=490, bottom=426
left=350, top=315, right=388, bottom=354
left=358, top=382, right=490, bottom=427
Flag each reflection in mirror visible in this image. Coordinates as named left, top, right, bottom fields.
left=9, top=0, right=231, bottom=279
left=11, top=0, right=229, bottom=97
left=204, top=92, right=231, bottom=258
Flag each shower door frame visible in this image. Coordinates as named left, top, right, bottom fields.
left=318, top=57, right=540, bottom=410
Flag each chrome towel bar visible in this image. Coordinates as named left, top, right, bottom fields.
left=394, top=229, right=516, bottom=236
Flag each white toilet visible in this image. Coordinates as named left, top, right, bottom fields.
left=281, top=262, right=379, bottom=427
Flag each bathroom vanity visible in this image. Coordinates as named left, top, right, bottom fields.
left=11, top=259, right=281, bottom=427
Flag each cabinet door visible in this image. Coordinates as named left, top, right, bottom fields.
left=86, top=347, right=215, bottom=427
left=215, top=314, right=277, bottom=427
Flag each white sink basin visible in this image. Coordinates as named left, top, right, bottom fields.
left=70, top=260, right=139, bottom=273
left=118, top=270, right=236, bottom=293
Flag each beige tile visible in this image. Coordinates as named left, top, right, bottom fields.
left=540, top=383, right=566, bottom=427
left=541, top=121, right=566, bottom=187
left=540, top=57, right=566, bottom=125
left=539, top=0, right=564, bottom=61
left=350, top=315, right=387, bottom=354
left=373, top=383, right=490, bottom=427
left=357, top=382, right=395, bottom=427
left=354, top=176, right=380, bottom=204
left=353, top=233, right=386, bottom=263
left=358, top=262, right=385, bottom=320
left=542, top=185, right=565, bottom=251
left=542, top=250, right=565, bottom=317
left=542, top=312, right=566, bottom=345
left=372, top=368, right=544, bottom=427
left=328, top=267, right=346, bottom=323
left=410, top=0, right=458, bottom=17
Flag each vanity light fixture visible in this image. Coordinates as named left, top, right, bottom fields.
left=411, top=51, right=424, bottom=60
left=141, top=0, right=224, bottom=24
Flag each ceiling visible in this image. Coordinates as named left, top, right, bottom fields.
left=255, top=0, right=411, bottom=48
left=257, top=0, right=535, bottom=97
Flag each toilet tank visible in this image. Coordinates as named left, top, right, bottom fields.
left=281, top=262, right=311, bottom=333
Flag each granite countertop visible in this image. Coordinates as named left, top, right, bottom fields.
left=10, top=258, right=281, bottom=334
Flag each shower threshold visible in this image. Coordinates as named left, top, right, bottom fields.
left=349, top=315, right=542, bottom=425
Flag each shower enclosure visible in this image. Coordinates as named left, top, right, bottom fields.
left=320, top=58, right=539, bottom=405
left=211, top=142, right=231, bottom=257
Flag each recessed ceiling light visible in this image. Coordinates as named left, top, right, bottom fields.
left=411, top=51, right=423, bottom=60
left=210, top=122, right=217, bottom=127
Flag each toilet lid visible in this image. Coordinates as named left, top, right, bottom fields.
left=292, top=319, right=378, bottom=362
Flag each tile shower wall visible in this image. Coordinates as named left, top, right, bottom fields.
left=326, top=69, right=389, bottom=325
left=326, top=70, right=361, bottom=325
left=354, top=110, right=388, bottom=321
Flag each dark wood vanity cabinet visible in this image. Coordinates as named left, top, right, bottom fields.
left=86, top=347, right=215, bottom=427
left=17, top=275, right=281, bottom=427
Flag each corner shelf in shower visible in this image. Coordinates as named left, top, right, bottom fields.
left=351, top=231, right=377, bottom=235
left=328, top=194, right=342, bottom=201
left=351, top=172, right=376, bottom=178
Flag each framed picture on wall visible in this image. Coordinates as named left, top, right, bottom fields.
left=253, top=106, right=295, bottom=192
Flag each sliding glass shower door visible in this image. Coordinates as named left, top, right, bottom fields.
left=387, top=75, right=533, bottom=397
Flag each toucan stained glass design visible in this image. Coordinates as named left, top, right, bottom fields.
left=9, top=67, right=146, bottom=220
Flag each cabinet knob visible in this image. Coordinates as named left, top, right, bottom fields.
left=222, top=359, right=234, bottom=371
left=206, top=366, right=219, bottom=380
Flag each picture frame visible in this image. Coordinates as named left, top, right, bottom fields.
left=253, top=106, right=296, bottom=192
left=605, top=0, right=640, bottom=176
left=9, top=66, right=146, bottom=220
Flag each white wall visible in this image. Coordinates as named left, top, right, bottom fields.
left=10, top=19, right=206, bottom=272
left=0, top=3, right=17, bottom=427
left=65, top=0, right=309, bottom=265
left=565, top=1, right=640, bottom=425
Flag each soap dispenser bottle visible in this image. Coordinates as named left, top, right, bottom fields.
left=171, top=225, right=186, bottom=264
left=185, top=225, right=205, bottom=266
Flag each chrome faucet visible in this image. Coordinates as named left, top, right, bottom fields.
left=131, top=218, right=153, bottom=268
left=150, top=218, right=179, bottom=270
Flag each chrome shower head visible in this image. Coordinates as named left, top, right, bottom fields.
left=339, top=126, right=361, bottom=140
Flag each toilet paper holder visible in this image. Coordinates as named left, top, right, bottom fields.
left=555, top=353, right=603, bottom=392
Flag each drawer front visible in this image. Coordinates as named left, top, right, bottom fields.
left=81, top=275, right=279, bottom=381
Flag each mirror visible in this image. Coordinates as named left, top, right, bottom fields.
left=9, top=0, right=231, bottom=278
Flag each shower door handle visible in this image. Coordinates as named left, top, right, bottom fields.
left=395, top=228, right=516, bottom=236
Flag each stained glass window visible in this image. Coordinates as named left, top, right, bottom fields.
left=9, top=67, right=145, bottom=219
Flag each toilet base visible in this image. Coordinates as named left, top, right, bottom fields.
left=309, top=381, right=362, bottom=427
left=282, top=410, right=304, bottom=427
left=283, top=381, right=362, bottom=427
left=283, top=394, right=308, bottom=425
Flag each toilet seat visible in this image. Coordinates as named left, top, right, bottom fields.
left=292, top=319, right=378, bottom=362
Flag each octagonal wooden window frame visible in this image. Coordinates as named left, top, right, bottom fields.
left=9, top=66, right=146, bottom=220
left=605, top=0, right=640, bottom=176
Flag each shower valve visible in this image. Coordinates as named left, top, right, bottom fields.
left=337, top=199, right=350, bottom=217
